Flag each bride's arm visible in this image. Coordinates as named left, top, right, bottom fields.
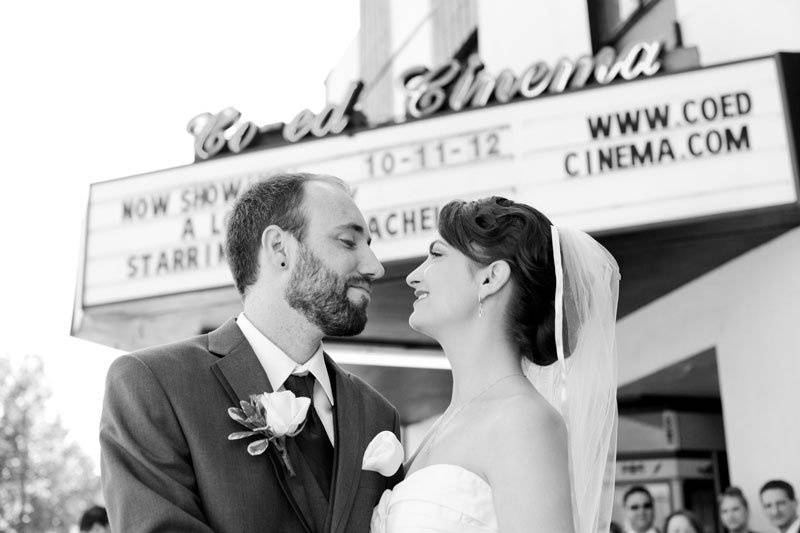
left=487, top=395, right=574, bottom=533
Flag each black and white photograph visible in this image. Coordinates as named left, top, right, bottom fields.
left=2, top=1, right=799, bottom=532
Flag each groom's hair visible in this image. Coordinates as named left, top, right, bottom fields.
left=225, top=172, right=349, bottom=296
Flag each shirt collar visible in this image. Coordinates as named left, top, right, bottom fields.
left=236, top=312, right=334, bottom=406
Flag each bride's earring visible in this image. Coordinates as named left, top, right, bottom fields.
left=478, top=295, right=484, bottom=318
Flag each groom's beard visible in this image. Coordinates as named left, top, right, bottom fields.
left=285, top=243, right=371, bottom=336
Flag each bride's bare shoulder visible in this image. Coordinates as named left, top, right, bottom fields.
left=483, top=392, right=567, bottom=446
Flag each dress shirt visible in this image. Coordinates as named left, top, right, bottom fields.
left=236, top=312, right=335, bottom=444
left=786, top=517, right=800, bottom=533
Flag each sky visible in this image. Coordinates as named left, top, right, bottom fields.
left=0, top=0, right=360, bottom=471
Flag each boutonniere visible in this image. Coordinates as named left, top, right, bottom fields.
left=227, top=390, right=310, bottom=476
left=362, top=431, right=404, bottom=477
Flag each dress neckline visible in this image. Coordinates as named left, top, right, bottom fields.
left=403, top=463, right=492, bottom=491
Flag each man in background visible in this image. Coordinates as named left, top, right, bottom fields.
left=624, top=485, right=659, bottom=533
left=760, top=480, right=798, bottom=533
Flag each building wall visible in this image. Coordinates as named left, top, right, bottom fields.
left=358, top=0, right=394, bottom=122
left=617, top=226, right=800, bottom=531
left=386, top=0, right=435, bottom=120
left=615, top=0, right=679, bottom=54
left=431, top=0, right=477, bottom=63
left=476, top=0, right=592, bottom=72
left=325, top=33, right=360, bottom=104
left=675, top=0, right=800, bottom=64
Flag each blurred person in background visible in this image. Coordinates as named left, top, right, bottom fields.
left=79, top=505, right=109, bottom=532
left=663, top=510, right=703, bottom=533
left=760, top=480, right=799, bottom=533
left=719, top=486, right=760, bottom=533
left=624, top=485, right=659, bottom=533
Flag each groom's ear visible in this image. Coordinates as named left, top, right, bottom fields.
left=478, top=260, right=511, bottom=299
left=260, top=225, right=290, bottom=270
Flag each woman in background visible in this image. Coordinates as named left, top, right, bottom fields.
left=664, top=510, right=704, bottom=533
left=719, top=486, right=760, bottom=533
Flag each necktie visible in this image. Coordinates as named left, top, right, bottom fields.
left=283, top=373, right=334, bottom=499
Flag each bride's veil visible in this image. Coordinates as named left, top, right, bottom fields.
left=522, top=226, right=620, bottom=533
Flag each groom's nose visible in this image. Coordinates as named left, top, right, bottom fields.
left=358, top=244, right=385, bottom=281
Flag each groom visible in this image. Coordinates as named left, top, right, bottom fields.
left=100, top=172, right=404, bottom=533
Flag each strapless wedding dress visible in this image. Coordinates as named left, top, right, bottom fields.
left=370, top=463, right=498, bottom=533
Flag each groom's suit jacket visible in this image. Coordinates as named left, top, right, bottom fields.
left=100, top=317, right=403, bottom=533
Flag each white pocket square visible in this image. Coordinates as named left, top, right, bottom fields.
left=362, top=430, right=404, bottom=477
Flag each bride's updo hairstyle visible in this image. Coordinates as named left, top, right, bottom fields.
left=438, top=197, right=558, bottom=366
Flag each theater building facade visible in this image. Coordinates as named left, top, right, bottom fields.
left=73, top=2, right=800, bottom=530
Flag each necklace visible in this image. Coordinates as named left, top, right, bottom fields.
left=406, top=372, right=525, bottom=470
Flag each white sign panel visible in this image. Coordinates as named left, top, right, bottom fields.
left=616, top=458, right=715, bottom=481
left=83, top=56, right=798, bottom=307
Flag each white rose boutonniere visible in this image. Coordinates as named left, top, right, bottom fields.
left=227, top=390, right=311, bottom=476
left=362, top=431, right=404, bottom=477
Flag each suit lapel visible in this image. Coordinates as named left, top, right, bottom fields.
left=325, top=354, right=365, bottom=533
left=209, top=318, right=313, bottom=533
left=210, top=319, right=273, bottom=400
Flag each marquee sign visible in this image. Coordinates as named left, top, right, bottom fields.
left=187, top=42, right=662, bottom=161
left=187, top=82, right=364, bottom=160
left=82, top=55, right=798, bottom=307
left=402, top=41, right=661, bottom=118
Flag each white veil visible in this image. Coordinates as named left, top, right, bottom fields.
left=522, top=226, right=620, bottom=533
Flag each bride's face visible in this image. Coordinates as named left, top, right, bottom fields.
left=405, top=235, right=480, bottom=337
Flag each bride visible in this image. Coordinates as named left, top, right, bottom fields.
left=371, top=197, right=620, bottom=533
